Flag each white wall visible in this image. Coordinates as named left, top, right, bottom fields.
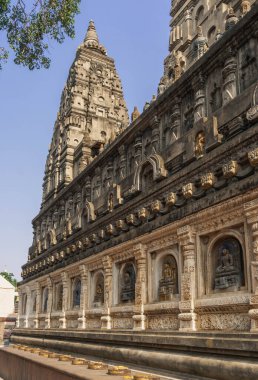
left=0, top=276, right=15, bottom=318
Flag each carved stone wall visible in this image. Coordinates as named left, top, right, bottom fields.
left=18, top=4, right=258, bottom=335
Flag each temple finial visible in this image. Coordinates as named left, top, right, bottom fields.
left=83, top=20, right=106, bottom=54
left=84, top=20, right=99, bottom=47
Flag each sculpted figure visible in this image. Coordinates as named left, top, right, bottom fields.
left=216, top=248, right=235, bottom=273
left=214, top=239, right=243, bottom=291
left=94, top=275, right=104, bottom=305
left=162, top=263, right=176, bottom=281
left=120, top=264, right=136, bottom=302
left=108, top=193, right=114, bottom=212
left=195, top=131, right=205, bottom=159
left=159, top=257, right=178, bottom=301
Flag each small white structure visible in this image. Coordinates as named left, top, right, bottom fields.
left=0, top=275, right=15, bottom=318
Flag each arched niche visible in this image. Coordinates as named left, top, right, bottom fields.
left=141, top=162, right=155, bottom=191
left=72, top=277, right=81, bottom=309
left=119, top=262, right=136, bottom=303
left=132, top=153, right=168, bottom=194
left=92, top=271, right=104, bottom=308
left=82, top=200, right=95, bottom=228
left=158, top=254, right=179, bottom=301
left=195, top=5, right=205, bottom=28
left=208, top=25, right=216, bottom=45
left=42, top=287, right=49, bottom=313
left=31, top=291, right=37, bottom=313
left=55, top=283, right=63, bottom=311
left=22, top=293, right=27, bottom=315
left=208, top=235, right=245, bottom=293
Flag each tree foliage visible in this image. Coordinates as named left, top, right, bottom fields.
left=0, top=0, right=80, bottom=70
left=0, top=271, right=17, bottom=288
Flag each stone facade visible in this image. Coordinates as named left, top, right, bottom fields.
left=18, top=2, right=258, bottom=334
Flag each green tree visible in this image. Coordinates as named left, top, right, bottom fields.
left=0, top=271, right=17, bottom=288
left=0, top=0, right=80, bottom=70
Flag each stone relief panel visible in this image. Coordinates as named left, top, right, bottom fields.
left=66, top=318, right=79, bottom=329
left=147, top=315, right=179, bottom=330
left=200, top=313, right=250, bottom=331
left=87, top=318, right=101, bottom=329
left=112, top=317, right=134, bottom=330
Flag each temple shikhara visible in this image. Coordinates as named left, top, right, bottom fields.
left=12, top=0, right=258, bottom=378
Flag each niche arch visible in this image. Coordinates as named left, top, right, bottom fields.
left=208, top=25, right=216, bottom=44
left=82, top=200, right=96, bottom=227
left=132, top=153, right=168, bottom=193
left=42, top=287, right=49, bottom=313
left=31, top=291, right=37, bottom=313
left=92, top=270, right=104, bottom=308
left=195, top=5, right=205, bottom=28
left=206, top=232, right=245, bottom=294
left=119, top=262, right=136, bottom=304
left=55, top=283, right=63, bottom=311
left=22, top=293, right=28, bottom=315
left=72, top=277, right=81, bottom=308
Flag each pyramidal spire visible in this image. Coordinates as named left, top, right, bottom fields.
left=84, top=20, right=99, bottom=45
left=83, top=20, right=106, bottom=54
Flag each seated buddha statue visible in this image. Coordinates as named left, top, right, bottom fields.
left=214, top=246, right=241, bottom=290
left=121, top=269, right=135, bottom=302
left=159, top=260, right=177, bottom=301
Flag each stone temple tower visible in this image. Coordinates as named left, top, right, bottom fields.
left=158, top=0, right=254, bottom=94
left=42, top=20, right=129, bottom=207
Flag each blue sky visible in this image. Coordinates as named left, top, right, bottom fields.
left=0, top=0, right=170, bottom=280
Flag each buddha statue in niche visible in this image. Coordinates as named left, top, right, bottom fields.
left=94, top=275, right=104, bottom=306
left=120, top=264, right=135, bottom=303
left=158, top=256, right=178, bottom=301
left=214, top=238, right=243, bottom=291
left=57, top=285, right=63, bottom=311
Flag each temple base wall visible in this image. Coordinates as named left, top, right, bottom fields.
left=8, top=329, right=258, bottom=380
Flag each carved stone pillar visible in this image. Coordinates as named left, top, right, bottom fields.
left=101, top=256, right=113, bottom=330
left=177, top=226, right=197, bottom=331
left=24, top=287, right=29, bottom=328
left=17, top=288, right=23, bottom=328
left=183, top=9, right=192, bottom=43
left=170, top=100, right=181, bottom=142
left=45, top=277, right=53, bottom=329
left=222, top=52, right=237, bottom=105
left=34, top=282, right=41, bottom=329
left=193, top=74, right=206, bottom=123
left=118, top=145, right=127, bottom=180
left=245, top=200, right=258, bottom=331
left=134, top=136, right=143, bottom=167
left=106, top=161, right=114, bottom=190
left=78, top=265, right=88, bottom=329
left=151, top=116, right=160, bottom=153
left=133, top=244, right=147, bottom=330
left=59, top=272, right=68, bottom=329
